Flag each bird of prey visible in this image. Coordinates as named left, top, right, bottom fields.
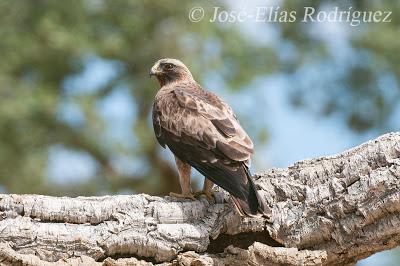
left=149, top=58, right=267, bottom=217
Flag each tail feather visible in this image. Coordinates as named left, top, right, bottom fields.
left=187, top=158, right=270, bottom=217
left=232, top=168, right=270, bottom=217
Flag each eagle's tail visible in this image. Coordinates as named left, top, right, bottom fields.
left=188, top=158, right=270, bottom=217
left=231, top=168, right=270, bottom=217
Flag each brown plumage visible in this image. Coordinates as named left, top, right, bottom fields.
left=150, top=58, right=268, bottom=217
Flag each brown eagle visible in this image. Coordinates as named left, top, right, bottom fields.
left=150, top=58, right=267, bottom=217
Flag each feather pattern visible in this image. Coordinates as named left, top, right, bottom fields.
left=152, top=80, right=266, bottom=216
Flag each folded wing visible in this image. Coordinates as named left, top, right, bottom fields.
left=152, top=83, right=264, bottom=216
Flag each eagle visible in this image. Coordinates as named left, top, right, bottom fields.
left=149, top=58, right=268, bottom=217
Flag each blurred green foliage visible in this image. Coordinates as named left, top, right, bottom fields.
left=0, top=0, right=398, bottom=196
left=281, top=0, right=400, bottom=131
left=0, top=0, right=277, bottom=195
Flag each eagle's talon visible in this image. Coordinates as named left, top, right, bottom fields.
left=169, top=192, right=196, bottom=200
left=194, top=190, right=214, bottom=202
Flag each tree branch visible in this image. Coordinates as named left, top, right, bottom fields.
left=0, top=133, right=399, bottom=265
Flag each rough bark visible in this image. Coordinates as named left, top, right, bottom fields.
left=0, top=132, right=399, bottom=266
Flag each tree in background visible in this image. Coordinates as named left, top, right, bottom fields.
left=0, top=0, right=398, bottom=197
left=281, top=0, right=400, bottom=131
left=0, top=0, right=276, bottom=195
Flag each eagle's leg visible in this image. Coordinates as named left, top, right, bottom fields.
left=194, top=178, right=214, bottom=201
left=169, top=157, right=195, bottom=200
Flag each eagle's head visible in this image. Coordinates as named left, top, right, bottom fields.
left=149, top=58, right=194, bottom=86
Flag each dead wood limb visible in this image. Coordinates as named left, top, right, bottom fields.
left=0, top=132, right=399, bottom=265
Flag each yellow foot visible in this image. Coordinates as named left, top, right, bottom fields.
left=194, top=190, right=214, bottom=202
left=169, top=192, right=196, bottom=200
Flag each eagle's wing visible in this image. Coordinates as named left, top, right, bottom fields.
left=153, top=84, right=264, bottom=216
left=153, top=85, right=253, bottom=164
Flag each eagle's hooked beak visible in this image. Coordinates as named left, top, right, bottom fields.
left=149, top=63, right=160, bottom=78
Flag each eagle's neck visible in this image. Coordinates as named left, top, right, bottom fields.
left=156, top=73, right=194, bottom=87
left=158, top=78, right=196, bottom=88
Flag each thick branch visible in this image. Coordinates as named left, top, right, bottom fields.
left=0, top=133, right=399, bottom=265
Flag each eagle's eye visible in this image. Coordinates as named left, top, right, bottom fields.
left=163, top=63, right=174, bottom=70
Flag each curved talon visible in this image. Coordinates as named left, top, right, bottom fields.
left=169, top=192, right=196, bottom=200
left=194, top=190, right=214, bottom=202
